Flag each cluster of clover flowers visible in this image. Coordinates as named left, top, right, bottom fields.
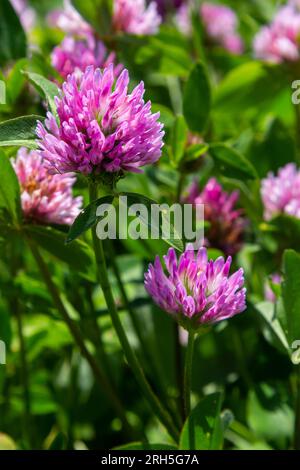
left=9, top=0, right=300, bottom=446
left=12, top=0, right=300, bottom=441
left=10, top=62, right=248, bottom=441
left=15, top=0, right=300, bottom=65
left=46, top=0, right=245, bottom=82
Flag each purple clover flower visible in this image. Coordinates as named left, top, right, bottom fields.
left=113, top=0, right=162, bottom=35
left=11, top=148, right=82, bottom=225
left=183, top=178, right=246, bottom=256
left=175, top=2, right=243, bottom=53
left=175, top=4, right=192, bottom=36
left=48, top=0, right=161, bottom=36
left=145, top=246, right=246, bottom=331
left=36, top=65, right=164, bottom=176
left=253, top=1, right=300, bottom=63
left=261, top=163, right=300, bottom=220
left=51, top=35, right=123, bottom=81
left=47, top=0, right=92, bottom=36
left=200, top=2, right=243, bottom=54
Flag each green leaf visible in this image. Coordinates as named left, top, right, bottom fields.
left=248, top=119, right=296, bottom=177
left=0, top=150, right=21, bottom=224
left=282, top=250, right=300, bottom=345
left=6, top=58, right=28, bottom=104
left=24, top=225, right=95, bottom=281
left=179, top=393, right=223, bottom=450
left=183, top=62, right=211, bottom=133
left=209, top=143, right=258, bottom=180
left=25, top=72, right=59, bottom=116
left=72, top=0, right=112, bottom=36
left=0, top=115, right=43, bottom=148
left=121, top=192, right=184, bottom=252
left=114, top=442, right=177, bottom=450
left=214, top=62, right=285, bottom=113
left=255, top=301, right=290, bottom=355
left=29, top=385, right=57, bottom=415
left=170, top=114, right=188, bottom=164
left=0, top=0, right=26, bottom=66
left=269, top=214, right=300, bottom=250
left=247, top=384, right=293, bottom=444
left=67, top=195, right=115, bottom=243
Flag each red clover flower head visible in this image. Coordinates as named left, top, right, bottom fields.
left=145, top=246, right=246, bottom=331
left=36, top=65, right=164, bottom=177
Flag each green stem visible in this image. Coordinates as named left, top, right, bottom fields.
left=26, top=236, right=133, bottom=438
left=174, top=172, right=186, bottom=421
left=15, top=305, right=32, bottom=445
left=184, top=331, right=195, bottom=419
left=89, top=182, right=179, bottom=442
left=173, top=322, right=184, bottom=423
left=107, top=240, right=146, bottom=353
left=83, top=283, right=113, bottom=382
left=232, top=327, right=253, bottom=390
left=294, top=365, right=300, bottom=450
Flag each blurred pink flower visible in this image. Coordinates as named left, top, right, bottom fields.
left=11, top=148, right=82, bottom=225
left=261, top=163, right=300, bottom=219
left=47, top=0, right=92, bottom=36
left=200, top=2, right=243, bottom=54
left=10, top=0, right=36, bottom=32
left=253, top=2, right=300, bottom=62
left=145, top=246, right=246, bottom=331
left=183, top=178, right=246, bottom=255
left=113, top=0, right=162, bottom=35
left=264, top=273, right=281, bottom=303
left=51, top=35, right=123, bottom=80
left=175, top=4, right=192, bottom=36
left=36, top=65, right=164, bottom=175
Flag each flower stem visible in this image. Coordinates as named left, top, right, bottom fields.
left=173, top=323, right=184, bottom=422
left=15, top=304, right=32, bottom=445
left=107, top=240, right=147, bottom=356
left=183, top=331, right=195, bottom=419
left=89, top=182, right=179, bottom=442
left=294, top=365, right=300, bottom=450
left=26, top=236, right=134, bottom=437
left=174, top=173, right=186, bottom=421
left=107, top=240, right=182, bottom=429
